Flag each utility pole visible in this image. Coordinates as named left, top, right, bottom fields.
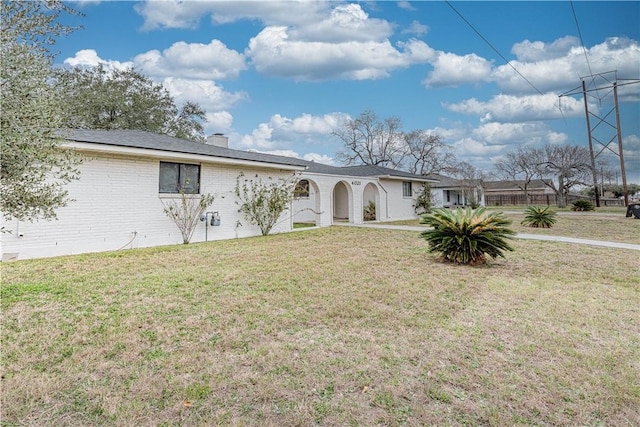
left=560, top=72, right=639, bottom=208
left=582, top=79, right=600, bottom=207
left=613, top=82, right=629, bottom=206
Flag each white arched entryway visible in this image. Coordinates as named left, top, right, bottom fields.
left=363, top=182, right=380, bottom=221
left=292, top=178, right=322, bottom=226
left=332, top=181, right=352, bottom=223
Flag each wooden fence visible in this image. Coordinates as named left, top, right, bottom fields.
left=484, top=194, right=625, bottom=207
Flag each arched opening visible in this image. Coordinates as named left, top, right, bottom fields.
left=333, top=181, right=352, bottom=222
left=292, top=178, right=321, bottom=227
left=363, top=183, right=380, bottom=221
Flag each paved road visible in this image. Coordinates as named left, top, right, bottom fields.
left=334, top=223, right=640, bottom=251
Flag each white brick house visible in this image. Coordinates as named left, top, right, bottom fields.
left=1, top=130, right=435, bottom=260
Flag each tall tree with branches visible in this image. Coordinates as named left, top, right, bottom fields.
left=494, top=146, right=543, bottom=205
left=403, top=130, right=456, bottom=175
left=334, top=110, right=454, bottom=175
left=1, top=0, right=82, bottom=226
left=54, top=65, right=207, bottom=142
left=537, top=145, right=592, bottom=208
left=334, top=110, right=405, bottom=169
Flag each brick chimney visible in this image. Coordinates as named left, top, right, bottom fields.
left=206, top=133, right=228, bottom=148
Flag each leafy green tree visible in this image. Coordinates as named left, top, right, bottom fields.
left=54, top=65, right=206, bottom=141
left=419, top=207, right=515, bottom=265
left=234, top=172, right=298, bottom=236
left=1, top=0, right=81, bottom=225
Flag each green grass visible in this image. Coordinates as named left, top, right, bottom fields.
left=2, top=223, right=639, bottom=426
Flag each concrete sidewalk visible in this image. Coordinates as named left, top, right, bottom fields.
left=334, top=223, right=640, bottom=251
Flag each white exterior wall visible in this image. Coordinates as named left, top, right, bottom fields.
left=291, top=173, right=424, bottom=226
left=1, top=152, right=296, bottom=260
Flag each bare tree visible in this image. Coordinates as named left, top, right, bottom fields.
left=494, top=146, right=542, bottom=205
left=162, top=192, right=214, bottom=244
left=452, top=161, right=488, bottom=208
left=333, top=110, right=455, bottom=175
left=403, top=130, right=456, bottom=175
left=537, top=145, right=592, bottom=208
left=334, top=110, right=406, bottom=169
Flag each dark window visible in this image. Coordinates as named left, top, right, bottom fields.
left=446, top=190, right=451, bottom=202
left=402, top=181, right=412, bottom=197
left=159, top=162, right=200, bottom=194
left=294, top=179, right=310, bottom=198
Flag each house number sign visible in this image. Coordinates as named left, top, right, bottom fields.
left=351, top=180, right=361, bottom=185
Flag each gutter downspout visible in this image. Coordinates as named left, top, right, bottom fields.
left=376, top=178, right=390, bottom=220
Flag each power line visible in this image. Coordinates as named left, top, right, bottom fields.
left=570, top=0, right=601, bottom=103
left=445, top=1, right=544, bottom=96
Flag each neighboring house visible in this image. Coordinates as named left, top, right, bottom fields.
left=1, top=130, right=434, bottom=260
left=428, top=173, right=485, bottom=208
left=484, top=179, right=554, bottom=206
left=292, top=162, right=437, bottom=226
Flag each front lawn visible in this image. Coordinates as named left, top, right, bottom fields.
left=390, top=209, right=640, bottom=244
left=2, top=225, right=639, bottom=425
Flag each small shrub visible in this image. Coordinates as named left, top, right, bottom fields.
left=162, top=191, right=214, bottom=244
left=521, top=206, right=557, bottom=228
left=419, top=207, right=515, bottom=265
left=413, top=183, right=432, bottom=214
left=235, top=172, right=298, bottom=236
left=363, top=200, right=376, bottom=221
left=572, top=200, right=595, bottom=211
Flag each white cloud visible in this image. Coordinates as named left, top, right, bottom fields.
left=247, top=26, right=433, bottom=81
left=204, top=112, right=234, bottom=134
left=511, top=36, right=580, bottom=62
left=236, top=112, right=348, bottom=154
left=428, top=121, right=570, bottom=172
left=63, top=49, right=132, bottom=70
left=493, top=37, right=640, bottom=94
left=161, top=78, right=247, bottom=112
left=444, top=93, right=585, bottom=123
left=135, top=0, right=331, bottom=30
left=271, top=113, right=349, bottom=134
left=397, top=1, right=416, bottom=12
left=303, top=153, right=336, bottom=164
left=402, top=20, right=429, bottom=36
left=133, top=40, right=246, bottom=80
left=134, top=1, right=216, bottom=30
left=423, top=52, right=493, bottom=87
left=238, top=123, right=275, bottom=150
left=289, top=4, right=393, bottom=43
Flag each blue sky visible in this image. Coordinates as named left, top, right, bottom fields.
left=56, top=1, right=640, bottom=182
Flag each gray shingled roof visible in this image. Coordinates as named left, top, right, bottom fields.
left=301, top=160, right=436, bottom=182
left=62, top=129, right=309, bottom=168
left=62, top=129, right=441, bottom=181
left=425, top=173, right=463, bottom=188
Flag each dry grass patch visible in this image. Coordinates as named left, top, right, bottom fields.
left=2, top=226, right=639, bottom=426
left=391, top=209, right=640, bottom=244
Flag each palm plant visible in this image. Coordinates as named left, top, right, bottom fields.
left=521, top=206, right=557, bottom=228
left=419, top=207, right=515, bottom=265
left=572, top=199, right=595, bottom=211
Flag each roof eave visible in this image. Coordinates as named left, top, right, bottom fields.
left=65, top=141, right=307, bottom=171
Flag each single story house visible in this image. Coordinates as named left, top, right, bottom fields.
left=1, top=130, right=434, bottom=260
left=427, top=173, right=485, bottom=208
